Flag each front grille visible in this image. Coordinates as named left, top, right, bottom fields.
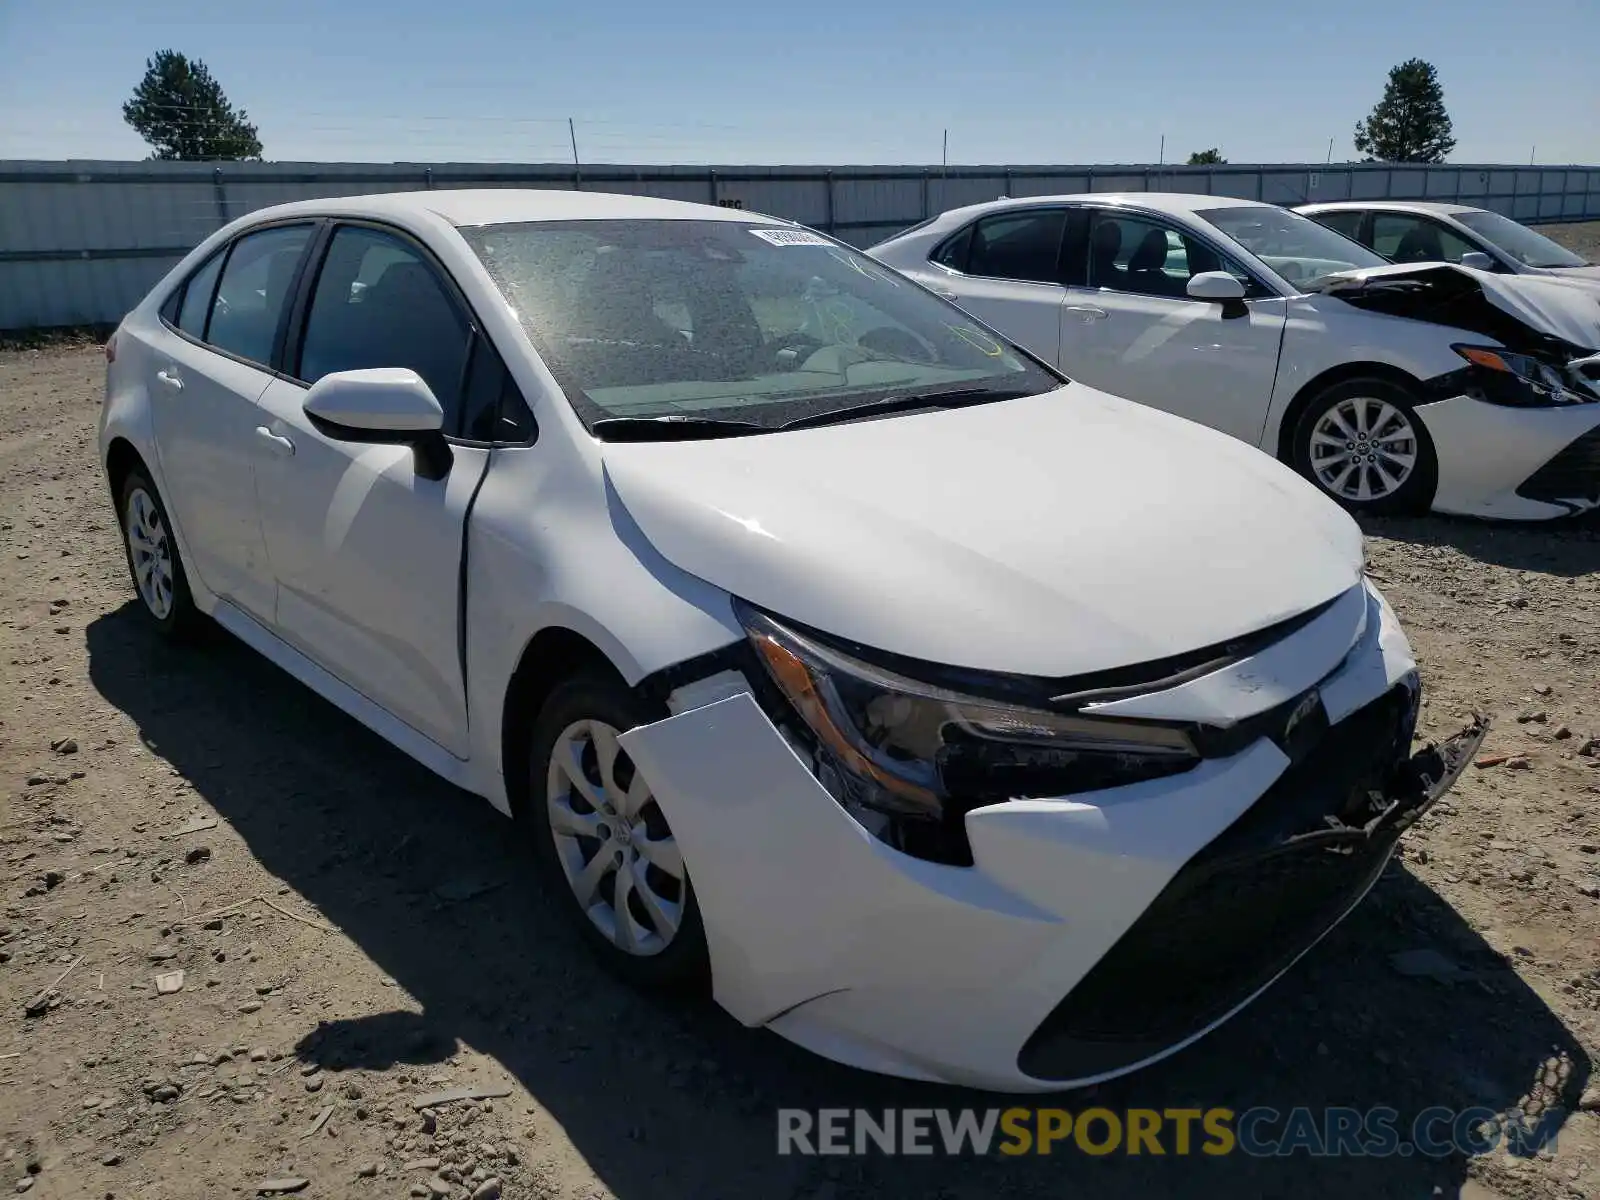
left=1017, top=687, right=1415, bottom=1081
left=1516, top=426, right=1600, bottom=508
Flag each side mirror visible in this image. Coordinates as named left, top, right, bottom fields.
left=302, top=368, right=452, bottom=479
left=1459, top=251, right=1495, bottom=271
left=1187, top=271, right=1247, bottom=301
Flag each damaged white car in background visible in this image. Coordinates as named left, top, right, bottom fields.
left=869, top=195, right=1600, bottom=519
left=101, top=189, right=1485, bottom=1093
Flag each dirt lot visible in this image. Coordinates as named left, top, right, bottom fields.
left=3, top=230, right=1600, bottom=1199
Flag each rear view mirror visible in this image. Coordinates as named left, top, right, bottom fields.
left=1459, top=251, right=1495, bottom=271
left=302, top=368, right=452, bottom=479
left=1187, top=271, right=1247, bottom=302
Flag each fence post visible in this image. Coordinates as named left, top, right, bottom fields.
left=1004, top=167, right=1012, bottom=198
left=709, top=169, right=719, bottom=206
left=921, top=169, right=930, bottom=220
left=424, top=167, right=434, bottom=190
left=823, top=171, right=835, bottom=234
left=212, top=166, right=229, bottom=228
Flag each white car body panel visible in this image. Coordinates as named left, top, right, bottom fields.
left=601, top=385, right=1363, bottom=678
left=619, top=579, right=1417, bottom=1092
left=870, top=195, right=1600, bottom=521
left=1056, top=288, right=1287, bottom=444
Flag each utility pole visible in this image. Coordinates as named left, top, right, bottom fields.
left=569, top=117, right=582, bottom=189
left=1529, top=145, right=1536, bottom=165
left=942, top=129, right=948, bottom=177
left=1158, top=134, right=1164, bottom=166
left=1326, top=137, right=1334, bottom=164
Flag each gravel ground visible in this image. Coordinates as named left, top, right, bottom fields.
left=2, top=226, right=1599, bottom=1200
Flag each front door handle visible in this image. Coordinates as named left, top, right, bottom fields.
left=931, top=287, right=960, bottom=301
left=255, top=426, right=295, bottom=457
left=155, top=368, right=184, bottom=390
left=1064, top=305, right=1109, bottom=322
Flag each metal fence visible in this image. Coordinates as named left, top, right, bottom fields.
left=4, top=158, right=1599, bottom=330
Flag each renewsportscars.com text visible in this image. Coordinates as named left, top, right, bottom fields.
left=776, top=1106, right=1562, bottom=1158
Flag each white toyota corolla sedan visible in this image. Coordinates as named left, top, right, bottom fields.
left=869, top=194, right=1600, bottom=520
left=101, top=189, right=1483, bottom=1092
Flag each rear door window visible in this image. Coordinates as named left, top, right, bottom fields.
left=205, top=224, right=315, bottom=366
left=1308, top=210, right=1366, bottom=242
left=175, top=250, right=226, bottom=340
left=965, top=210, right=1068, bottom=284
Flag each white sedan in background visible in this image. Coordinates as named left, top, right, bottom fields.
left=101, top=189, right=1482, bottom=1092
left=870, top=194, right=1600, bottom=519
left=1297, top=200, right=1600, bottom=287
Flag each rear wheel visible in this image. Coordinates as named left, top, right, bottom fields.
left=521, top=671, right=708, bottom=991
left=117, top=468, right=203, bottom=639
left=1291, top=377, right=1437, bottom=515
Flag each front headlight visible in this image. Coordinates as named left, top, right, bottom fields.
left=1453, top=344, right=1598, bottom=407
left=736, top=601, right=1198, bottom=822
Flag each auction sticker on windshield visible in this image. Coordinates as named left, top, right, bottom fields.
left=749, top=228, right=833, bottom=247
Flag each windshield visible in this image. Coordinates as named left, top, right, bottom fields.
left=1196, top=205, right=1389, bottom=288
left=459, top=219, right=1057, bottom=432
left=1454, top=210, right=1588, bottom=269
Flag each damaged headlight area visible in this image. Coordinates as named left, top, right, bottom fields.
left=735, top=600, right=1198, bottom=863
left=1453, top=344, right=1600, bottom=408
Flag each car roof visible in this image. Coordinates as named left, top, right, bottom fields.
left=1297, top=200, right=1479, bottom=216
left=932, top=192, right=1277, bottom=223
left=223, top=188, right=791, bottom=229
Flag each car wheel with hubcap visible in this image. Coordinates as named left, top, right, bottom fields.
left=117, top=467, right=203, bottom=638
left=523, top=671, right=708, bottom=990
left=1291, top=377, right=1437, bottom=515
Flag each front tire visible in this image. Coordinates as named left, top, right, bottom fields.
left=117, top=468, right=203, bottom=639
left=1290, top=377, right=1438, bottom=516
left=521, top=671, right=709, bottom=991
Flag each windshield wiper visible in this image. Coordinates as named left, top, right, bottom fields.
left=591, top=415, right=771, bottom=442
left=778, top=386, right=1036, bottom=432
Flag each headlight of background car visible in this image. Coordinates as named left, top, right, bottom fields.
left=736, top=601, right=1198, bottom=823
left=1453, top=344, right=1599, bottom=407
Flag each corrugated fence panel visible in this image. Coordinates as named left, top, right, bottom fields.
left=4, top=158, right=1597, bottom=329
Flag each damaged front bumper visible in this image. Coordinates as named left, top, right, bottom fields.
left=617, top=587, right=1487, bottom=1092
left=1416, top=394, right=1600, bottom=519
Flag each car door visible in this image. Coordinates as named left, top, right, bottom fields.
left=921, top=208, right=1071, bottom=365
left=146, top=223, right=316, bottom=620
left=1056, top=209, right=1287, bottom=446
left=251, top=222, right=504, bottom=758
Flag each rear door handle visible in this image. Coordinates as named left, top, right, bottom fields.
left=1064, top=305, right=1109, bottom=322
left=255, top=426, right=295, bottom=457
left=155, top=368, right=184, bottom=390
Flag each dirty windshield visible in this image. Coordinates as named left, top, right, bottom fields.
left=460, top=219, right=1057, bottom=434
left=1198, top=205, right=1388, bottom=289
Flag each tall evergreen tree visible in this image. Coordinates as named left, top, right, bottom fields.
left=123, top=51, right=263, bottom=161
left=1353, top=59, right=1455, bottom=163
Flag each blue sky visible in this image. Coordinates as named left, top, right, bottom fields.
left=2, top=0, right=1596, bottom=165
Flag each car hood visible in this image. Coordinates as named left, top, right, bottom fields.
left=1308, top=262, right=1600, bottom=352
left=600, top=385, right=1364, bottom=677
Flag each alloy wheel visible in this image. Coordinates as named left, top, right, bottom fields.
left=1308, top=396, right=1419, bottom=503
left=125, top=487, right=175, bottom=619
left=546, top=719, right=685, bottom=957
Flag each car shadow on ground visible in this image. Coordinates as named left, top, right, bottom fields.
left=87, top=604, right=1591, bottom=1200
left=1362, top=511, right=1600, bottom=577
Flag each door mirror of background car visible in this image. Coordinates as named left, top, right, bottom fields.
left=301, top=368, right=453, bottom=480
left=1460, top=251, right=1496, bottom=271
left=1186, top=271, right=1247, bottom=302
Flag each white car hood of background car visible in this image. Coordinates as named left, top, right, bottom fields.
left=1311, top=262, right=1600, bottom=351
left=601, top=385, right=1365, bottom=678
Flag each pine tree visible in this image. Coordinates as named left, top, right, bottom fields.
left=1353, top=59, right=1455, bottom=164
left=122, top=51, right=263, bottom=162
